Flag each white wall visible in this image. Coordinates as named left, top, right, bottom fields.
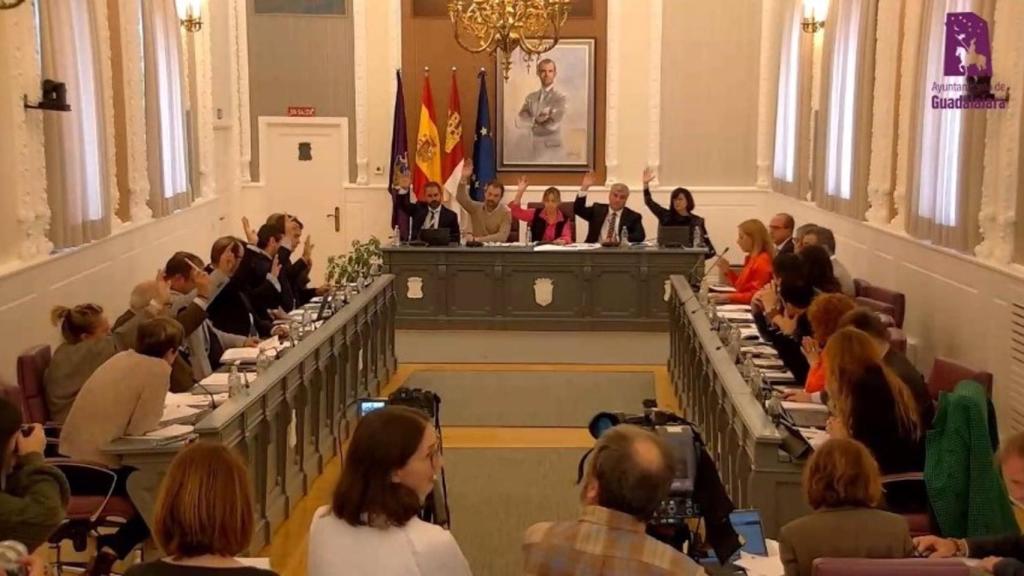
left=0, top=0, right=250, bottom=385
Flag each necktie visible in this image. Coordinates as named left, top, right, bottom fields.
left=606, top=212, right=618, bottom=242
left=428, top=210, right=438, bottom=230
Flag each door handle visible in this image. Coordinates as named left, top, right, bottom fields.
left=325, top=207, right=340, bottom=232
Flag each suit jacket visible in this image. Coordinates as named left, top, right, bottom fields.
left=278, top=245, right=316, bottom=307
left=396, top=190, right=460, bottom=243
left=206, top=273, right=275, bottom=338
left=170, top=291, right=247, bottom=381
left=573, top=194, right=646, bottom=244
left=111, top=302, right=205, bottom=396
left=235, top=246, right=286, bottom=320
left=779, top=507, right=913, bottom=576
left=59, top=350, right=170, bottom=467
left=777, top=237, right=795, bottom=255
left=517, top=87, right=567, bottom=139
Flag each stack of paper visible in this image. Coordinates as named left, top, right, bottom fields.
left=718, top=311, right=754, bottom=322
left=124, top=424, right=194, bottom=445
left=734, top=553, right=784, bottom=576
left=159, top=404, right=200, bottom=426
left=221, top=346, right=276, bottom=364
left=710, top=285, right=737, bottom=293
left=752, top=357, right=785, bottom=369
left=717, top=304, right=752, bottom=312
left=166, top=391, right=228, bottom=408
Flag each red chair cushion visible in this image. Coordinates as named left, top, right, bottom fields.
left=928, top=357, right=993, bottom=400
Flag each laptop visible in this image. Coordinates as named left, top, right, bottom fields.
left=657, top=224, right=693, bottom=248
left=419, top=228, right=452, bottom=246
left=701, top=509, right=768, bottom=566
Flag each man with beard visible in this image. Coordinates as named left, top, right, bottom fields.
left=396, top=171, right=460, bottom=244
left=454, top=159, right=511, bottom=243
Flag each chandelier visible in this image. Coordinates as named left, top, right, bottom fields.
left=447, top=0, right=572, bottom=81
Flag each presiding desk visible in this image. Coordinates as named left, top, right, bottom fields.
left=383, top=244, right=705, bottom=331
left=668, top=276, right=809, bottom=538
left=104, top=275, right=397, bottom=550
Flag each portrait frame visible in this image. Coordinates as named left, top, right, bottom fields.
left=496, top=39, right=596, bottom=172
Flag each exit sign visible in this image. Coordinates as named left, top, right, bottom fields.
left=287, top=106, right=316, bottom=117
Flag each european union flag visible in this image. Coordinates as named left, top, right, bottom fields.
left=470, top=70, right=495, bottom=201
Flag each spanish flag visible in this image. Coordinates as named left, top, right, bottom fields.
left=413, top=71, right=442, bottom=201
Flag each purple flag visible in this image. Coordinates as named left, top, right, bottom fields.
left=388, top=70, right=411, bottom=240
left=944, top=12, right=992, bottom=78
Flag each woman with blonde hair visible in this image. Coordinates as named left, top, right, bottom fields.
left=779, top=438, right=913, bottom=576
left=823, top=328, right=924, bottom=488
left=714, top=219, right=775, bottom=304
left=124, top=442, right=276, bottom=576
left=509, top=177, right=573, bottom=244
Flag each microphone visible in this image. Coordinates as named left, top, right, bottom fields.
left=697, top=247, right=731, bottom=283
left=678, top=247, right=732, bottom=312
left=193, top=381, right=218, bottom=409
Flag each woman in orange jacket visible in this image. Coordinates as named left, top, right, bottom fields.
left=714, top=219, right=775, bottom=304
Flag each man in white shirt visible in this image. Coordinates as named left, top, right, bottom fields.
left=574, top=172, right=646, bottom=244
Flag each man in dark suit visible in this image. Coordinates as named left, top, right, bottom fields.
left=207, top=236, right=278, bottom=338
left=769, top=213, right=796, bottom=254
left=396, top=173, right=460, bottom=244
left=266, top=213, right=327, bottom=307
left=574, top=172, right=645, bottom=244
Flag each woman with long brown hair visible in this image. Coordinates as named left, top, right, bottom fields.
left=713, top=219, right=775, bottom=304
left=823, top=327, right=924, bottom=478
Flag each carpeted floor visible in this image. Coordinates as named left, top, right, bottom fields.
left=442, top=448, right=586, bottom=576
left=403, top=370, right=656, bottom=427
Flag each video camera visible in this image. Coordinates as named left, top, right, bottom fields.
left=583, top=400, right=741, bottom=563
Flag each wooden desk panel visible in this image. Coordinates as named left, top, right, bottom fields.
left=383, top=246, right=705, bottom=331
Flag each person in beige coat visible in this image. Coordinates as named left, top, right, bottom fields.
left=59, top=317, right=184, bottom=572
left=779, top=438, right=914, bottom=576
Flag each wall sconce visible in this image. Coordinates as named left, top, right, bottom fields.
left=802, top=0, right=827, bottom=33
left=0, top=0, right=26, bottom=10
left=24, top=80, right=72, bottom=112
left=175, top=0, right=202, bottom=33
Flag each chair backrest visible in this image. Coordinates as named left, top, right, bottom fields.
left=507, top=216, right=520, bottom=242
left=856, top=285, right=906, bottom=328
left=17, top=344, right=52, bottom=423
left=928, top=357, right=993, bottom=400
left=526, top=201, right=577, bottom=242
left=853, top=278, right=872, bottom=297
left=887, top=327, right=907, bottom=354
left=0, top=383, right=23, bottom=415
left=813, top=558, right=967, bottom=576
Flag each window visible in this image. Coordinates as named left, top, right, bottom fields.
left=908, top=0, right=988, bottom=252
left=773, top=0, right=810, bottom=198
left=142, top=0, right=191, bottom=216
left=40, top=0, right=112, bottom=249
left=813, top=0, right=876, bottom=218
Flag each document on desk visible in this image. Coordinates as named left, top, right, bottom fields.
left=221, top=346, right=277, bottom=364
left=718, top=311, right=755, bottom=322
left=710, top=284, right=737, bottom=293
left=159, top=404, right=200, bottom=426
left=531, top=243, right=602, bottom=252
left=734, top=553, right=784, bottom=576
left=716, top=304, right=752, bottom=312
left=123, top=424, right=194, bottom=444
left=797, top=427, right=830, bottom=450
left=166, top=391, right=228, bottom=408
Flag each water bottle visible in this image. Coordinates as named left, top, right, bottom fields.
left=256, top=347, right=272, bottom=375
left=698, top=277, right=710, bottom=306
left=693, top=226, right=704, bottom=249
left=392, top=226, right=401, bottom=247
left=228, top=364, right=243, bottom=399
left=526, top=226, right=533, bottom=245
left=302, top=307, right=312, bottom=334
left=0, top=541, right=29, bottom=576
left=619, top=226, right=629, bottom=247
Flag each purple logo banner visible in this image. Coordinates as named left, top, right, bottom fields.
left=944, top=12, right=992, bottom=77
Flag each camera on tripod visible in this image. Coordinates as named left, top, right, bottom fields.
left=583, top=400, right=741, bottom=563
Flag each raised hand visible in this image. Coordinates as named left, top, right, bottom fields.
left=302, top=235, right=314, bottom=263
left=241, top=216, right=257, bottom=244
left=461, top=159, right=473, bottom=181
left=155, top=269, right=171, bottom=306
left=193, top=268, right=212, bottom=299
left=580, top=171, right=596, bottom=192
left=643, top=167, right=656, bottom=186
left=270, top=256, right=282, bottom=279
left=397, top=170, right=412, bottom=190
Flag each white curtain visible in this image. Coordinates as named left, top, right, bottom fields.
left=40, top=0, right=112, bottom=249
left=814, top=0, right=876, bottom=217
left=143, top=0, right=191, bottom=216
left=908, top=0, right=988, bottom=251
left=773, top=0, right=804, bottom=196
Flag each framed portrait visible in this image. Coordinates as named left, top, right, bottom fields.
left=496, top=39, right=595, bottom=172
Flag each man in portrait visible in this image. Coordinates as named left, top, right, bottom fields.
left=517, top=59, right=568, bottom=162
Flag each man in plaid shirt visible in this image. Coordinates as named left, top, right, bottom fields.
left=522, top=425, right=705, bottom=575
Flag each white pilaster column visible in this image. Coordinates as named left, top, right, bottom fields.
left=117, top=0, right=153, bottom=222
left=646, top=0, right=663, bottom=177
left=891, top=0, right=925, bottom=231
left=756, top=0, right=782, bottom=189
left=234, top=0, right=252, bottom=183
left=604, top=0, right=622, bottom=185
left=864, top=0, right=904, bottom=225
left=353, top=0, right=369, bottom=185
left=93, top=0, right=121, bottom=221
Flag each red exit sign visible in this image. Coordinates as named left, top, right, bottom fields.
left=287, top=106, right=316, bottom=117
